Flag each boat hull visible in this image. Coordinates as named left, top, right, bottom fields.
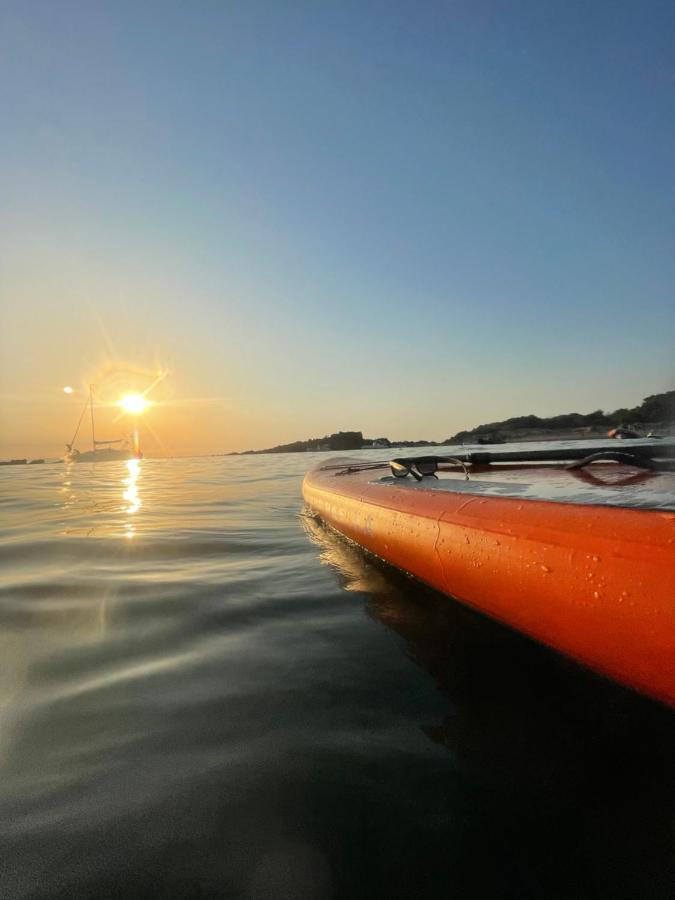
left=303, top=459, right=675, bottom=706
left=65, top=449, right=139, bottom=463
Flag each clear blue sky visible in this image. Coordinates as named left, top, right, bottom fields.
left=1, top=1, right=674, bottom=454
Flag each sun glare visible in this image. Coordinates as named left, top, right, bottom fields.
left=119, top=393, right=150, bottom=415
left=63, top=386, right=73, bottom=394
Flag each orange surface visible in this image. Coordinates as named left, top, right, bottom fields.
left=303, top=462, right=675, bottom=706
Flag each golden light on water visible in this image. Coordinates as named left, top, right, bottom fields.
left=123, top=458, right=141, bottom=538
left=118, top=393, right=150, bottom=415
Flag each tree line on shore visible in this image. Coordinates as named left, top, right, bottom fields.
left=446, top=390, right=674, bottom=443
left=229, top=390, right=674, bottom=455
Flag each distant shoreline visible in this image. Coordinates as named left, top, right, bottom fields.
left=4, top=390, right=672, bottom=463
left=226, top=425, right=672, bottom=457
left=3, top=426, right=674, bottom=468
left=227, top=390, right=675, bottom=456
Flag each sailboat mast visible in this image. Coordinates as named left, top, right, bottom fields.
left=89, top=384, right=96, bottom=451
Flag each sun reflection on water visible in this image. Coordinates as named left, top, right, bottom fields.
left=123, top=459, right=141, bottom=537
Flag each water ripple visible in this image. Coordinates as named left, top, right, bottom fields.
left=1, top=453, right=672, bottom=900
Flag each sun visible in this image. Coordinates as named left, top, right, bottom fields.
left=118, top=393, right=150, bottom=415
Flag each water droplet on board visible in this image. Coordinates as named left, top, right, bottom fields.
left=593, top=591, right=599, bottom=599
left=540, top=565, right=551, bottom=573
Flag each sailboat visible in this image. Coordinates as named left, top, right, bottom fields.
left=65, top=385, right=142, bottom=463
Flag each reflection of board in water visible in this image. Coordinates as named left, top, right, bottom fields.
left=303, top=511, right=675, bottom=900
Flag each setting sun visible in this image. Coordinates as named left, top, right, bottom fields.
left=118, top=393, right=150, bottom=415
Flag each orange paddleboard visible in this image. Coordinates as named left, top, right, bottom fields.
left=303, top=456, right=675, bottom=706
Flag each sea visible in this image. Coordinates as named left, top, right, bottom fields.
left=1, top=450, right=673, bottom=900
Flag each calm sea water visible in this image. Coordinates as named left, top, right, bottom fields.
left=1, top=452, right=673, bottom=899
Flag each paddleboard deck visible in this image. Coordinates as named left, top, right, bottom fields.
left=368, top=463, right=675, bottom=511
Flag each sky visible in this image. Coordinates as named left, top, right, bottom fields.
left=1, top=0, right=674, bottom=457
